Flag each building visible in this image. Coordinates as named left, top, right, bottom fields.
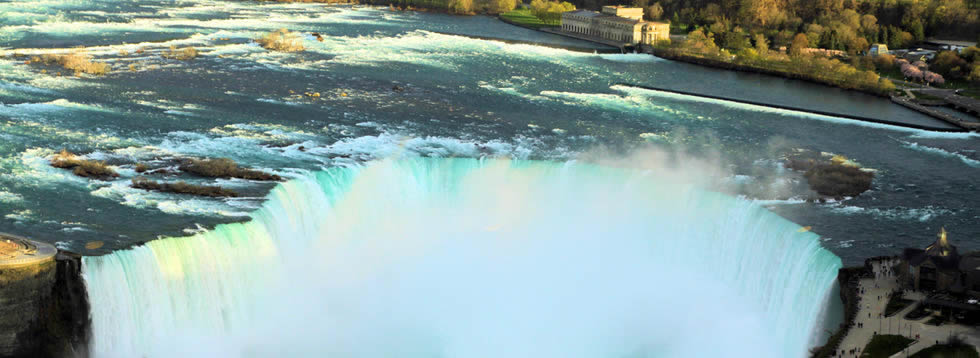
left=903, top=48, right=937, bottom=62
left=900, top=228, right=980, bottom=297
left=561, top=6, right=670, bottom=46
left=868, top=43, right=888, bottom=56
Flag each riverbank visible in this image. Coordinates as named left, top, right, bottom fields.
left=615, top=83, right=967, bottom=132
left=648, top=47, right=894, bottom=97
left=491, top=17, right=977, bottom=132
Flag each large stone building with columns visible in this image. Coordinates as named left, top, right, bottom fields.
left=561, top=6, right=670, bottom=46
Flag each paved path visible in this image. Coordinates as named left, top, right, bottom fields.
left=0, top=233, right=56, bottom=267
left=836, top=258, right=980, bottom=357
left=914, top=88, right=980, bottom=117
left=837, top=258, right=903, bottom=356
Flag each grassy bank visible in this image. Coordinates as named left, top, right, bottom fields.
left=653, top=46, right=895, bottom=97
left=499, top=9, right=556, bottom=29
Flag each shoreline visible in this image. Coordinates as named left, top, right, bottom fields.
left=428, top=30, right=619, bottom=53
left=489, top=15, right=977, bottom=132
left=615, top=83, right=967, bottom=132
left=810, top=260, right=876, bottom=357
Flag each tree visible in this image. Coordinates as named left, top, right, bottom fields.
left=449, top=0, right=473, bottom=13
left=819, top=29, right=841, bottom=51
left=790, top=33, right=809, bottom=57
left=737, top=0, right=783, bottom=27
left=646, top=2, right=664, bottom=20
left=901, top=63, right=923, bottom=81
left=529, top=0, right=548, bottom=13
left=932, top=51, right=968, bottom=78
left=724, top=27, right=751, bottom=51
left=859, top=14, right=877, bottom=31
left=684, top=29, right=720, bottom=54
left=968, top=65, right=980, bottom=84
left=490, top=0, right=517, bottom=14
left=753, top=33, right=769, bottom=56
left=847, top=36, right=869, bottom=54
left=805, top=23, right=824, bottom=47
left=908, top=21, right=924, bottom=42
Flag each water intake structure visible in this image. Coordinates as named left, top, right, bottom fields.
left=82, top=158, right=841, bottom=358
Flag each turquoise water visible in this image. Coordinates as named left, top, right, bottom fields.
left=83, top=158, right=842, bottom=357
left=6, top=1, right=972, bottom=355
left=0, top=3, right=976, bottom=263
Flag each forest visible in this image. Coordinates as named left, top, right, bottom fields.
left=571, top=0, right=978, bottom=51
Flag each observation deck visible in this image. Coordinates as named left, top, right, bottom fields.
left=0, top=233, right=56, bottom=268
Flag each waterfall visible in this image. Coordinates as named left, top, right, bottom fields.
left=83, top=158, right=841, bottom=357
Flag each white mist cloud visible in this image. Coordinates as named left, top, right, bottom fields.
left=84, top=156, right=840, bottom=358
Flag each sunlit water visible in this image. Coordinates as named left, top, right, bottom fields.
left=1, top=2, right=977, bottom=263
left=5, top=1, right=972, bottom=355
left=83, top=158, right=841, bottom=357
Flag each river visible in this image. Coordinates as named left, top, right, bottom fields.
left=0, top=1, right=977, bottom=265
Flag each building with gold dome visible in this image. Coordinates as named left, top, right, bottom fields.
left=900, top=228, right=980, bottom=296
left=560, top=6, right=670, bottom=46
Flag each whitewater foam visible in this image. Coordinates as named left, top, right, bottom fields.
left=901, top=140, right=980, bottom=167
left=83, top=158, right=841, bottom=358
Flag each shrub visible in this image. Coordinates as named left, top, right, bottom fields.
left=131, top=177, right=239, bottom=197
left=873, top=53, right=896, bottom=70
left=162, top=46, right=199, bottom=60
left=179, top=158, right=282, bottom=181
left=35, top=52, right=110, bottom=76
left=256, top=29, right=305, bottom=52
left=50, top=150, right=118, bottom=179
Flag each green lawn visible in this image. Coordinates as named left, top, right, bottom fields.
left=911, top=343, right=979, bottom=358
left=499, top=9, right=557, bottom=29
left=958, top=88, right=980, bottom=100
left=670, top=22, right=689, bottom=35
left=885, top=297, right=915, bottom=317
left=862, top=334, right=915, bottom=358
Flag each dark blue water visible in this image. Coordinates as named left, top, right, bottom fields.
left=0, top=1, right=977, bottom=264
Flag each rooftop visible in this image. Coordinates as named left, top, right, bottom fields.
left=904, top=228, right=963, bottom=271
left=566, top=10, right=604, bottom=18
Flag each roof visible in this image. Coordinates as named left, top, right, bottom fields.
left=924, top=297, right=980, bottom=311
left=904, top=229, right=962, bottom=271
left=564, top=10, right=603, bottom=18
left=959, top=255, right=980, bottom=279
left=924, top=39, right=977, bottom=47
left=926, top=227, right=956, bottom=257
left=598, top=16, right=642, bottom=24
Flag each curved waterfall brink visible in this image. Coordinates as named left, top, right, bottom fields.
left=82, top=158, right=841, bottom=358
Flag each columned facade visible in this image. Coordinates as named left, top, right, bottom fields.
left=560, top=8, right=669, bottom=46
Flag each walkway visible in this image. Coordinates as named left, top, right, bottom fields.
left=836, top=258, right=980, bottom=357
left=914, top=88, right=980, bottom=117
left=838, top=258, right=903, bottom=356
left=0, top=233, right=56, bottom=267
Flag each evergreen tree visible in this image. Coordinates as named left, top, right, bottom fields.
left=909, top=21, right=924, bottom=42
